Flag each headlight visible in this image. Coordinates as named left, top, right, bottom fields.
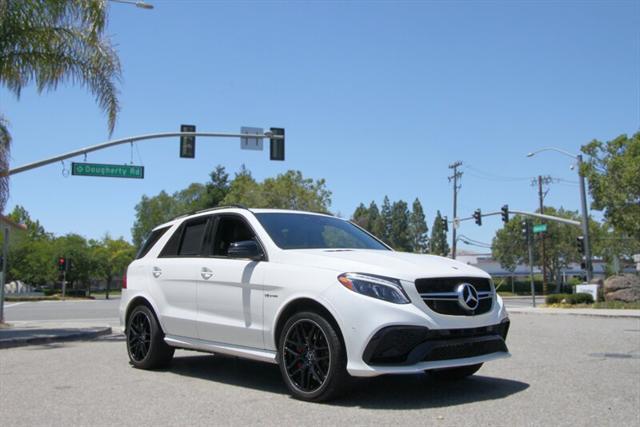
left=337, top=273, right=410, bottom=304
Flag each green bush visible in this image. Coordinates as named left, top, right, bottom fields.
left=546, top=293, right=594, bottom=305
left=566, top=293, right=594, bottom=304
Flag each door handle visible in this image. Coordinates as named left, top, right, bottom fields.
left=201, top=267, right=213, bottom=280
left=152, top=267, right=162, bottom=278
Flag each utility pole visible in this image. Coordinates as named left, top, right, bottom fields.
left=577, top=155, right=593, bottom=282
left=522, top=220, right=536, bottom=307
left=448, top=161, right=463, bottom=259
left=533, top=175, right=553, bottom=295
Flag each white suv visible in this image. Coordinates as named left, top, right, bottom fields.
left=120, top=207, right=510, bottom=401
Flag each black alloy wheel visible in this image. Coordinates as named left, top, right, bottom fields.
left=128, top=310, right=151, bottom=362
left=283, top=319, right=331, bottom=392
left=278, top=311, right=349, bottom=402
left=126, top=305, right=174, bottom=369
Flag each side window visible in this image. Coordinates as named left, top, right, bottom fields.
left=178, top=218, right=208, bottom=256
left=136, top=226, right=170, bottom=259
left=211, top=216, right=258, bottom=257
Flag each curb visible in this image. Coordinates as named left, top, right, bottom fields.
left=0, top=326, right=112, bottom=349
left=508, top=308, right=640, bottom=319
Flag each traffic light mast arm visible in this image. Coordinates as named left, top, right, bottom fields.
left=4, top=131, right=285, bottom=176
left=454, top=210, right=581, bottom=227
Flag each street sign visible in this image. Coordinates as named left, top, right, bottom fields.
left=241, top=127, right=264, bottom=151
left=533, top=224, right=547, bottom=233
left=180, top=124, right=196, bottom=158
left=71, top=162, right=144, bottom=179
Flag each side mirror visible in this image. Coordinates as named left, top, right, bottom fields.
left=228, top=240, right=263, bottom=261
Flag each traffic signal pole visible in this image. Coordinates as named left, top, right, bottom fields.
left=3, top=130, right=284, bottom=176
left=458, top=209, right=581, bottom=227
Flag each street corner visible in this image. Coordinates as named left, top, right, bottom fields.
left=0, top=323, right=112, bottom=349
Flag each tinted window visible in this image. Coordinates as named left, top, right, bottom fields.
left=178, top=219, right=208, bottom=256
left=255, top=213, right=389, bottom=250
left=136, top=226, right=170, bottom=259
left=211, top=216, right=258, bottom=256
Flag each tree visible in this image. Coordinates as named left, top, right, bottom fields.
left=429, top=210, right=449, bottom=256
left=409, top=198, right=429, bottom=253
left=389, top=200, right=411, bottom=251
left=367, top=201, right=384, bottom=238
left=221, top=166, right=265, bottom=208
left=352, top=203, right=370, bottom=230
left=205, top=165, right=230, bottom=208
left=131, top=191, right=181, bottom=247
left=222, top=167, right=332, bottom=212
left=0, top=0, right=122, bottom=212
left=380, top=196, right=392, bottom=244
left=581, top=132, right=640, bottom=240
left=54, top=233, right=93, bottom=290
left=92, top=234, right=135, bottom=299
left=492, top=207, right=587, bottom=290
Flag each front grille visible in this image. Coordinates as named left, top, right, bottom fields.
left=415, top=277, right=494, bottom=316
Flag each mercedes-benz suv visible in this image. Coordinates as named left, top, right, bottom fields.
left=120, top=206, right=510, bottom=401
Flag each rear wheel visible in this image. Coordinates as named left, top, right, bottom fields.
left=126, top=305, right=174, bottom=369
left=278, top=311, right=349, bottom=402
left=427, top=363, right=483, bottom=380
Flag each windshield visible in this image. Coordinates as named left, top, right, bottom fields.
left=254, top=213, right=390, bottom=250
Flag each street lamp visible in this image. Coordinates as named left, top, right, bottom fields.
left=109, top=0, right=154, bottom=9
left=527, top=147, right=593, bottom=282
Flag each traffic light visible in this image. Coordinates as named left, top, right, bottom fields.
left=501, top=205, right=509, bottom=223
left=521, top=220, right=530, bottom=241
left=473, top=209, right=482, bottom=226
left=180, top=124, right=196, bottom=158
left=58, top=257, right=66, bottom=272
left=576, top=236, right=585, bottom=254
left=442, top=216, right=448, bottom=232
left=270, top=127, right=285, bottom=161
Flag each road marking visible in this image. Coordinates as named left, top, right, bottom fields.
left=4, top=302, right=27, bottom=308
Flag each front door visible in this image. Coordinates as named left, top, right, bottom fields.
left=196, top=215, right=266, bottom=349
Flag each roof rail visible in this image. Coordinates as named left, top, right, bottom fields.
left=167, top=205, right=250, bottom=223
left=195, top=204, right=249, bottom=214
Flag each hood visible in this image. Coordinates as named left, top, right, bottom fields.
left=276, top=249, right=490, bottom=282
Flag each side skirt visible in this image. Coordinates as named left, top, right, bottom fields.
left=164, top=335, right=278, bottom=365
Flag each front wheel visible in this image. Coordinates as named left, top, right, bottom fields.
left=278, top=311, right=349, bottom=402
left=126, top=305, right=174, bottom=369
left=427, top=363, right=483, bottom=380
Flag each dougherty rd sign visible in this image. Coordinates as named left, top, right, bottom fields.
left=71, top=162, right=144, bottom=179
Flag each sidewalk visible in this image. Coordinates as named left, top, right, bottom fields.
left=508, top=306, right=640, bottom=319
left=0, top=321, right=113, bottom=349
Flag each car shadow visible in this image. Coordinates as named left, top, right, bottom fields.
left=168, top=353, right=529, bottom=409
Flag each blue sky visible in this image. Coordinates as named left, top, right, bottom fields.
left=3, top=0, right=639, bottom=252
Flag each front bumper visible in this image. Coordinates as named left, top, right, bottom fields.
left=321, top=278, right=510, bottom=377
left=363, top=320, right=510, bottom=366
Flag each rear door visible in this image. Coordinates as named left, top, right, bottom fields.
left=196, top=214, right=266, bottom=349
left=149, top=216, right=211, bottom=339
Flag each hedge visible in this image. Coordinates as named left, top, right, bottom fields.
left=545, top=293, right=594, bottom=305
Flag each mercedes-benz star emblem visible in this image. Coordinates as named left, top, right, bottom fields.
left=456, top=283, right=479, bottom=311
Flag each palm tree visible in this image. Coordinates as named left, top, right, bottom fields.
left=0, top=0, right=121, bottom=212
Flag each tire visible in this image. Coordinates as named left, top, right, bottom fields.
left=278, top=311, right=349, bottom=402
left=427, top=363, right=483, bottom=380
left=126, top=305, right=174, bottom=369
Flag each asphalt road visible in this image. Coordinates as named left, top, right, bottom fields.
left=1, top=312, right=639, bottom=426
left=3, top=298, right=120, bottom=325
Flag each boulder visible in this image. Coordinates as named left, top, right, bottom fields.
left=604, top=274, right=640, bottom=302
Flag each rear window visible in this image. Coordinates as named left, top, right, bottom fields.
left=178, top=220, right=208, bottom=256
left=135, top=226, right=170, bottom=259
